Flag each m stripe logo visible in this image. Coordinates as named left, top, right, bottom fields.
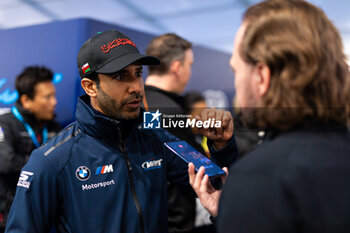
left=96, top=164, right=114, bottom=175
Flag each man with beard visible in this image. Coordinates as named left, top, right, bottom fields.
left=189, top=0, right=350, bottom=233
left=5, top=30, right=237, bottom=233
left=0, top=66, right=61, bottom=232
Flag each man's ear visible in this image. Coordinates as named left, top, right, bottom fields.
left=20, top=94, right=33, bottom=110
left=81, top=78, right=98, bottom=97
left=255, top=62, right=271, bottom=97
left=169, top=60, right=182, bottom=77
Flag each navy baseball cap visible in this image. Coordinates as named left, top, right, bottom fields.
left=77, top=30, right=160, bottom=78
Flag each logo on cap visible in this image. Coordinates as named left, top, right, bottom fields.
left=76, top=166, right=91, bottom=181
left=101, top=38, right=137, bottom=54
left=82, top=63, right=91, bottom=74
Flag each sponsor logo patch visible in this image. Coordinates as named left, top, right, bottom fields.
left=0, top=108, right=11, bottom=115
left=142, top=158, right=163, bottom=170
left=76, top=166, right=91, bottom=181
left=95, top=164, right=114, bottom=175
left=17, top=171, right=34, bottom=188
left=0, top=127, right=4, bottom=142
left=82, top=179, right=115, bottom=191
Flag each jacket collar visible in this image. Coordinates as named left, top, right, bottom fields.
left=75, top=95, right=143, bottom=140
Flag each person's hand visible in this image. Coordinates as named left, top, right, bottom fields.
left=196, top=108, right=234, bottom=150
left=188, top=162, right=229, bottom=217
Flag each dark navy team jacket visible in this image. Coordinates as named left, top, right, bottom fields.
left=5, top=95, right=238, bottom=233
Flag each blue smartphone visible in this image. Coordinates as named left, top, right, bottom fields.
left=164, top=141, right=226, bottom=178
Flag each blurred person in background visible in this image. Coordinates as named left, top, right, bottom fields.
left=144, top=33, right=207, bottom=233
left=0, top=66, right=61, bottom=232
left=183, top=91, right=210, bottom=157
left=189, top=0, right=350, bottom=232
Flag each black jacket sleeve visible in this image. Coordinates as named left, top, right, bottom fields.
left=0, top=119, right=29, bottom=173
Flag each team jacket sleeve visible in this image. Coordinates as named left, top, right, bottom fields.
left=0, top=120, right=29, bottom=173
left=5, top=150, right=58, bottom=233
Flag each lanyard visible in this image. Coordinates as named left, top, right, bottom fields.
left=11, top=106, right=48, bottom=148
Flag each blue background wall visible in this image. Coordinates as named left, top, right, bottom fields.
left=0, top=18, right=235, bottom=127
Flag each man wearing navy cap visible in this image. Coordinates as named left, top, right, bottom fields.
left=5, top=30, right=238, bottom=233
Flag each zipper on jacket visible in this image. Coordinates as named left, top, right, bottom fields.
left=119, top=141, right=145, bottom=233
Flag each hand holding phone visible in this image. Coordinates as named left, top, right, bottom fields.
left=164, top=141, right=226, bottom=178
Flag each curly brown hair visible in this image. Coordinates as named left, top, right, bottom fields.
left=240, top=0, right=350, bottom=130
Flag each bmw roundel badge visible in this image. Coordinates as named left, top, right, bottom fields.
left=76, top=166, right=91, bottom=181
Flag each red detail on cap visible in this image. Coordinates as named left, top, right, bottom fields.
left=0, top=213, right=3, bottom=223
left=101, top=38, right=137, bottom=54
